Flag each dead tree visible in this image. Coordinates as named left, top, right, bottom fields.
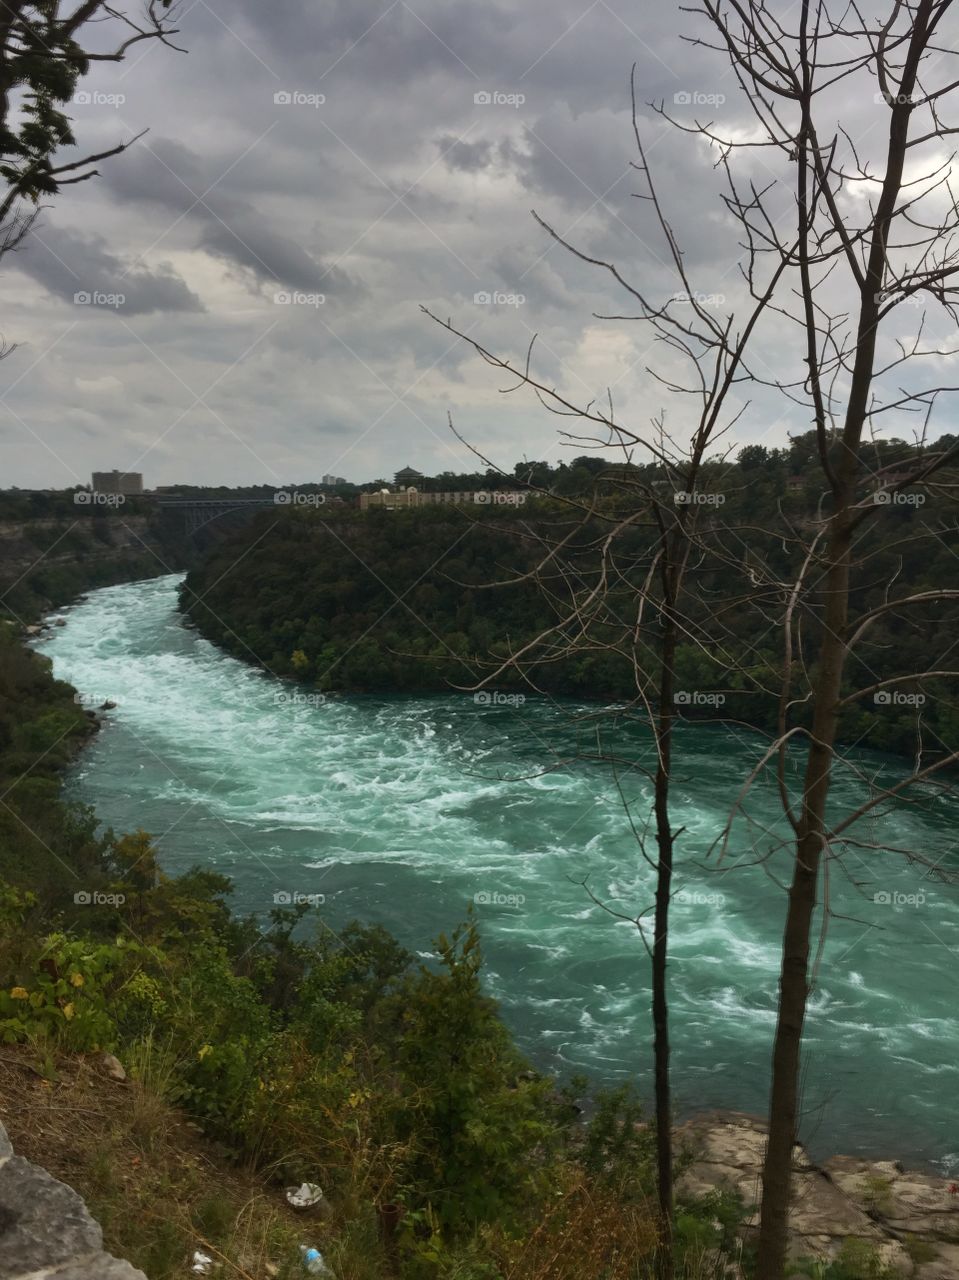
left=430, top=1, right=959, bottom=1269
left=425, top=67, right=794, bottom=1277
left=679, top=1, right=959, bottom=1273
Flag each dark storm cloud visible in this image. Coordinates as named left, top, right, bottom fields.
left=5, top=0, right=952, bottom=489
left=223, top=0, right=700, bottom=119
left=227, top=0, right=519, bottom=86
left=100, top=139, right=361, bottom=297
left=197, top=217, right=359, bottom=296
left=16, top=226, right=203, bottom=314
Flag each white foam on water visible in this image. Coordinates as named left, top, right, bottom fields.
left=36, top=574, right=959, bottom=1167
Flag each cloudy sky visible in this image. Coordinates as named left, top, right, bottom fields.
left=2, top=0, right=957, bottom=488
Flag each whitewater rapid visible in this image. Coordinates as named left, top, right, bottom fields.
left=36, top=575, right=959, bottom=1168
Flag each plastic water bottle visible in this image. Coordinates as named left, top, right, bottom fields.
left=299, top=1244, right=333, bottom=1275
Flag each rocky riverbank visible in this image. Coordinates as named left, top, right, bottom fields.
left=679, top=1112, right=959, bottom=1277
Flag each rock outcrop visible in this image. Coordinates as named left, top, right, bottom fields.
left=0, top=1119, right=147, bottom=1280
left=677, top=1112, right=959, bottom=1278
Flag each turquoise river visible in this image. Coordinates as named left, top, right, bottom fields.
left=36, top=575, right=959, bottom=1170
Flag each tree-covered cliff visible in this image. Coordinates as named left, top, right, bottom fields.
left=181, top=441, right=959, bottom=761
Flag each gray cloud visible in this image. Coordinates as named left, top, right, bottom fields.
left=197, top=217, right=358, bottom=295
left=16, top=226, right=203, bottom=315
left=100, top=139, right=361, bottom=297
left=437, top=135, right=497, bottom=173
left=1, top=0, right=954, bottom=488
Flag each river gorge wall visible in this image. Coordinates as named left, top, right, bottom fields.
left=0, top=515, right=183, bottom=624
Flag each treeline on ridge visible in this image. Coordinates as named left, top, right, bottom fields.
left=182, top=434, right=959, bottom=762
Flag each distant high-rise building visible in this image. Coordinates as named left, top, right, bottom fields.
left=321, top=473, right=347, bottom=486
left=92, top=470, right=143, bottom=495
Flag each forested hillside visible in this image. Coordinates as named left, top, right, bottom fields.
left=0, top=497, right=187, bottom=625
left=182, top=437, right=959, bottom=761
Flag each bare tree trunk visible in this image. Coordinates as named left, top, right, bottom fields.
left=757, top=14, right=929, bottom=1264
left=653, top=616, right=677, bottom=1278
left=757, top=531, right=850, bottom=1276
left=430, top=14, right=959, bottom=1271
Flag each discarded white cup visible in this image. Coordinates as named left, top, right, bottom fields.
left=286, top=1182, right=325, bottom=1210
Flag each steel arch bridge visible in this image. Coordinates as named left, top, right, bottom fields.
left=157, top=497, right=277, bottom=534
